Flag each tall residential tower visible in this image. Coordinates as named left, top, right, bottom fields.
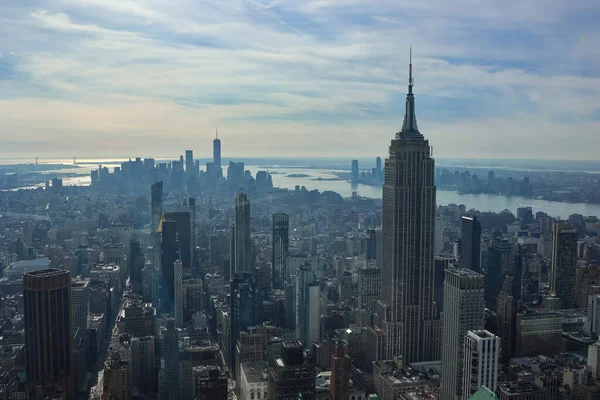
left=376, top=50, right=439, bottom=363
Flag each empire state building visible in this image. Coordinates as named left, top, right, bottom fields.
left=376, top=52, right=440, bottom=363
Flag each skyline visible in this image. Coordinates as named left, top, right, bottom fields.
left=0, top=0, right=599, bottom=159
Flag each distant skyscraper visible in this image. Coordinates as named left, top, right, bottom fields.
left=131, top=336, right=157, bottom=396
left=188, top=198, right=196, bottom=271
left=214, top=128, right=222, bottom=170
left=366, top=228, right=377, bottom=261
left=486, top=238, right=513, bottom=310
left=24, top=269, right=73, bottom=391
left=497, top=275, right=518, bottom=366
left=142, top=261, right=159, bottom=307
left=230, top=272, right=256, bottom=371
left=440, top=268, right=485, bottom=400
left=463, top=330, right=500, bottom=399
left=185, top=150, right=194, bottom=174
left=550, top=222, right=577, bottom=308
left=165, top=211, right=191, bottom=275
left=272, top=213, right=289, bottom=290
left=376, top=50, right=439, bottom=363
left=376, top=156, right=382, bottom=180
left=234, top=193, right=251, bottom=273
left=435, top=217, right=444, bottom=254
left=351, top=159, right=359, bottom=184
left=461, top=216, right=482, bottom=272
left=174, top=260, right=183, bottom=327
left=151, top=181, right=163, bottom=233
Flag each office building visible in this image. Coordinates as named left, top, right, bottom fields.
left=231, top=272, right=257, bottom=371
left=515, top=310, right=562, bottom=357
left=463, top=330, right=500, bottom=399
left=272, top=213, right=289, bottom=290
left=366, top=228, right=378, bottom=261
left=236, top=327, right=268, bottom=384
left=461, top=216, right=482, bottom=272
left=235, top=192, right=252, bottom=273
left=376, top=55, right=439, bottom=363
left=440, top=268, right=485, bottom=400
left=239, top=362, right=269, bottom=400
left=434, top=253, right=457, bottom=313
left=159, top=217, right=178, bottom=313
left=330, top=343, right=352, bottom=400
left=194, top=366, right=228, bottom=400
left=497, top=275, right=518, bottom=366
left=358, top=266, right=381, bottom=318
left=175, top=260, right=183, bottom=327
left=296, top=264, right=318, bottom=348
left=497, top=381, right=547, bottom=400
left=142, top=261, right=159, bottom=307
left=550, top=222, right=578, bottom=308
left=23, top=269, right=73, bottom=392
left=486, top=238, right=513, bottom=310
left=131, top=336, right=157, bottom=395
left=102, top=352, right=131, bottom=400
left=376, top=156, right=382, bottom=179
left=268, top=340, right=316, bottom=400
left=351, top=160, right=359, bottom=184
left=435, top=217, right=445, bottom=254
left=165, top=211, right=192, bottom=275
left=162, top=319, right=180, bottom=400
left=71, top=279, right=89, bottom=333
left=189, top=197, right=196, bottom=270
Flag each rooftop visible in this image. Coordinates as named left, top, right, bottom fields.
left=241, top=362, right=269, bottom=383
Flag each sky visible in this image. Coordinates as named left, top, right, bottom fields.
left=0, top=0, right=598, bottom=160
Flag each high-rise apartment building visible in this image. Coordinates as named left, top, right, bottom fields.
left=235, top=193, right=251, bottom=273
left=550, top=222, right=577, bottom=308
left=272, top=213, right=289, bottom=290
left=461, top=216, right=482, bottom=272
left=376, top=53, right=439, bottom=363
left=463, top=330, right=500, bottom=399
left=24, top=269, right=73, bottom=393
left=440, top=268, right=485, bottom=400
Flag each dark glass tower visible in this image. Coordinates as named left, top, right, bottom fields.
left=160, top=218, right=179, bottom=313
left=272, top=213, right=289, bottom=290
left=234, top=193, right=251, bottom=273
left=24, top=269, right=73, bottom=391
left=165, top=211, right=191, bottom=275
left=376, top=51, right=439, bottom=363
left=230, top=272, right=256, bottom=371
left=151, top=181, right=163, bottom=233
left=550, top=222, right=577, bottom=308
left=461, top=215, right=482, bottom=272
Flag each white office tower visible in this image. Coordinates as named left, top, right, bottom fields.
left=440, top=268, right=485, bottom=400
left=71, top=279, right=90, bottom=332
left=174, top=260, right=183, bottom=327
left=462, top=330, right=500, bottom=399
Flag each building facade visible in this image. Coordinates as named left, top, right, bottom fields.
left=272, top=213, right=289, bottom=291
left=550, top=222, right=578, bottom=308
left=462, top=330, right=500, bottom=399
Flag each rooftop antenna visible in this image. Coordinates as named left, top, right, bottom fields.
left=408, top=46, right=413, bottom=94
left=216, top=126, right=219, bottom=139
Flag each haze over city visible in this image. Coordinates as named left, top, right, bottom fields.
left=1, top=0, right=599, bottom=159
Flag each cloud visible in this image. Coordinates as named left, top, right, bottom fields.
left=0, top=0, right=598, bottom=159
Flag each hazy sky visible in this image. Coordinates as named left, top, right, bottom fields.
left=0, top=0, right=598, bottom=159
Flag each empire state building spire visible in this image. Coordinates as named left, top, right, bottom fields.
left=400, top=48, right=422, bottom=139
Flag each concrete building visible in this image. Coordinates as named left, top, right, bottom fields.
left=268, top=341, right=316, bottom=400
left=497, top=381, right=547, bottom=400
left=440, top=268, right=485, bottom=400
left=358, top=266, right=381, bottom=317
left=3, top=257, right=50, bottom=279
left=550, top=222, right=578, bottom=308
left=376, top=56, right=439, bottom=363
left=330, top=343, right=352, bottom=400
left=236, top=326, right=268, bottom=386
left=239, top=362, right=269, bottom=400
left=588, top=342, right=600, bottom=378
left=462, top=330, right=500, bottom=399
left=102, top=352, right=131, bottom=400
